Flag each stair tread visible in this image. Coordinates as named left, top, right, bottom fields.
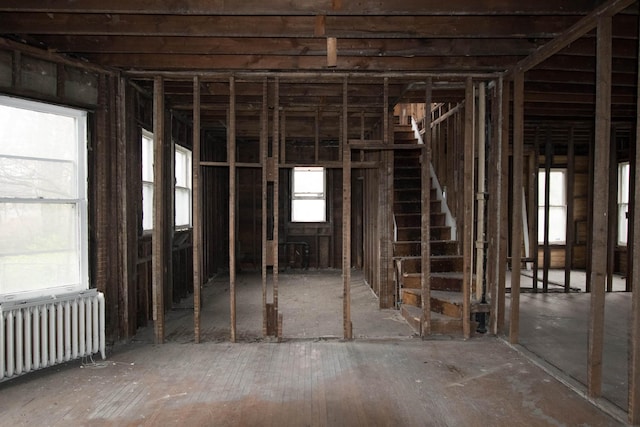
left=404, top=272, right=464, bottom=278
left=393, top=254, right=462, bottom=260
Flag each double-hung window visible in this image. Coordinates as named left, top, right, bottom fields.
left=538, top=169, right=567, bottom=244
left=141, top=130, right=154, bottom=231
left=174, top=144, right=192, bottom=228
left=0, top=96, right=88, bottom=301
left=291, top=167, right=326, bottom=223
left=618, top=162, right=630, bottom=246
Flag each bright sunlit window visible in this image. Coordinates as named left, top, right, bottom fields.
left=538, top=169, right=567, bottom=244
left=291, top=167, right=326, bottom=222
left=175, top=144, right=192, bottom=228
left=0, top=96, right=88, bottom=301
left=141, top=129, right=154, bottom=231
left=618, top=162, right=630, bottom=246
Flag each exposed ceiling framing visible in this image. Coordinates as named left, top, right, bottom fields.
left=1, top=0, right=638, bottom=131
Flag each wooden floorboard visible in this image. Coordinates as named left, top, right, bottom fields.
left=0, top=269, right=628, bottom=426
left=0, top=338, right=623, bottom=426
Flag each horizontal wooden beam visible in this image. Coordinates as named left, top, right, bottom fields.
left=79, top=53, right=522, bottom=71
left=0, top=0, right=606, bottom=15
left=0, top=13, right=575, bottom=38
left=37, top=35, right=546, bottom=57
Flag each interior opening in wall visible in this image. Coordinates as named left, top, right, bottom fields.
left=618, top=161, right=630, bottom=246
left=141, top=129, right=154, bottom=231
left=538, top=168, right=567, bottom=245
left=0, top=95, right=88, bottom=301
left=291, top=166, right=326, bottom=223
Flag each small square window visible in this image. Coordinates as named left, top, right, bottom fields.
left=291, top=167, right=326, bottom=222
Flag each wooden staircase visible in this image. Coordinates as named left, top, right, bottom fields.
left=392, top=120, right=472, bottom=335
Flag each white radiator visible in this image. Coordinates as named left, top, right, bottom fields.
left=0, top=289, right=106, bottom=382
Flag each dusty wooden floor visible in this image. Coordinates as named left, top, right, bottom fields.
left=507, top=274, right=630, bottom=415
left=0, top=338, right=622, bottom=426
left=0, top=270, right=626, bottom=426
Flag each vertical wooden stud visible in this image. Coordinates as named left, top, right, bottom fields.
left=152, top=76, right=165, bottom=345
left=588, top=16, right=612, bottom=398
left=542, top=137, right=552, bottom=293
left=510, top=71, right=525, bottom=345
left=628, top=15, right=640, bottom=420
left=565, top=127, right=575, bottom=292
left=192, top=76, right=202, bottom=343
left=273, top=78, right=280, bottom=334
left=343, top=77, right=352, bottom=339
left=462, top=77, right=474, bottom=339
left=497, top=78, right=510, bottom=335
left=421, top=78, right=432, bottom=336
left=261, top=79, right=268, bottom=337
left=229, top=75, right=237, bottom=343
left=487, top=77, right=503, bottom=335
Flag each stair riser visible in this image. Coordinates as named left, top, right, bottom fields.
left=394, top=200, right=441, bottom=212
left=401, top=275, right=463, bottom=292
left=431, top=241, right=458, bottom=255
left=432, top=276, right=463, bottom=292
left=400, top=257, right=463, bottom=273
left=431, top=297, right=462, bottom=318
left=394, top=214, right=445, bottom=228
left=393, top=188, right=439, bottom=200
left=393, top=239, right=456, bottom=257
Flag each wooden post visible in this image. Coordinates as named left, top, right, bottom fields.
left=532, top=131, right=540, bottom=291
left=193, top=76, right=202, bottom=343
left=229, top=75, right=237, bottom=343
left=607, top=130, right=617, bottom=292
left=509, top=71, right=524, bottom=345
left=152, top=76, right=165, bottom=344
left=342, top=77, right=352, bottom=339
left=475, top=82, right=487, bottom=302
left=488, top=77, right=504, bottom=335
left=565, top=127, right=575, bottom=292
left=273, top=78, right=280, bottom=336
left=462, top=77, right=474, bottom=339
left=116, top=74, right=135, bottom=337
left=261, top=79, right=268, bottom=337
left=628, top=16, right=640, bottom=420
left=421, top=78, right=432, bottom=336
left=588, top=16, right=612, bottom=398
left=542, top=137, right=552, bottom=293
left=497, top=78, right=510, bottom=335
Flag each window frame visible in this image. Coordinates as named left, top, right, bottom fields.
left=617, top=161, right=630, bottom=246
left=141, top=128, right=154, bottom=232
left=537, top=168, right=567, bottom=245
left=291, top=166, right=327, bottom=223
left=174, top=143, right=192, bottom=229
left=0, top=95, right=88, bottom=302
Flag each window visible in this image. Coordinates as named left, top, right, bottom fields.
left=0, top=96, right=88, bottom=301
left=538, top=169, right=567, bottom=244
left=291, top=167, right=326, bottom=222
left=175, top=144, right=192, bottom=228
left=141, top=129, right=154, bottom=231
left=618, top=162, right=630, bottom=246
